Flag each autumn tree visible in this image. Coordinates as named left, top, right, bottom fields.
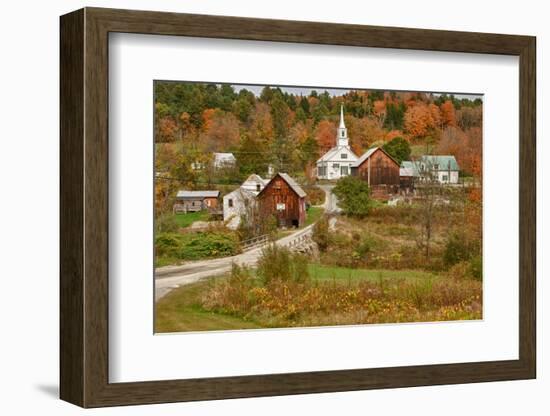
left=314, top=120, right=336, bottom=152
left=404, top=103, right=437, bottom=140
left=440, top=100, right=456, bottom=127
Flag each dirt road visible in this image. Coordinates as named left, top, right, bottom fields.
left=155, top=224, right=315, bottom=300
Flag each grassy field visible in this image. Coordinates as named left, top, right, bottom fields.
left=307, top=263, right=439, bottom=283
left=173, top=210, right=210, bottom=228
left=155, top=263, right=451, bottom=333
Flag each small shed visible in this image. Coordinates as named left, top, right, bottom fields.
left=257, top=173, right=307, bottom=228
left=174, top=190, right=220, bottom=213
left=351, top=147, right=401, bottom=186
left=399, top=160, right=419, bottom=190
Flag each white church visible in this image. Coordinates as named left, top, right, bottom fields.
left=316, top=106, right=359, bottom=180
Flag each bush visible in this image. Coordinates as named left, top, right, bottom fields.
left=333, top=176, right=371, bottom=218
left=468, top=255, right=482, bottom=281
left=312, top=216, right=331, bottom=252
left=443, top=231, right=479, bottom=266
left=305, top=186, right=326, bottom=205
left=155, top=232, right=182, bottom=257
left=155, top=213, right=179, bottom=233
left=155, top=230, right=240, bottom=261
left=256, top=244, right=310, bottom=285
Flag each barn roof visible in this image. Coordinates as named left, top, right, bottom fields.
left=259, top=173, right=307, bottom=198
left=352, top=146, right=399, bottom=168
left=176, top=190, right=220, bottom=199
left=278, top=173, right=307, bottom=198
left=419, top=155, right=460, bottom=171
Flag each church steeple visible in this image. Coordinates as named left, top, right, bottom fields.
left=337, top=104, right=348, bottom=146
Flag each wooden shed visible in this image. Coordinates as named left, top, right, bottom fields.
left=351, top=147, right=400, bottom=186
left=257, top=173, right=307, bottom=228
left=173, top=190, right=220, bottom=213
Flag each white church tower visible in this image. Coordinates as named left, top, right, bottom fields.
left=337, top=104, right=349, bottom=147
left=316, top=105, right=359, bottom=180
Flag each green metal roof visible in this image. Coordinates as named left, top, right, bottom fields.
left=419, top=155, right=460, bottom=171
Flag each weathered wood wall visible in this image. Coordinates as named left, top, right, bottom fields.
left=259, top=176, right=305, bottom=227
left=355, top=149, right=400, bottom=186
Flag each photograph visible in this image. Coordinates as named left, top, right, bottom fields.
left=153, top=81, right=483, bottom=333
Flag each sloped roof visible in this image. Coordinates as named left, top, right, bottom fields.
left=223, top=187, right=255, bottom=200
left=352, top=146, right=400, bottom=168
left=317, top=145, right=359, bottom=163
left=244, top=174, right=267, bottom=184
left=400, top=161, right=420, bottom=177
left=259, top=173, right=307, bottom=198
left=176, top=190, right=220, bottom=199
left=419, top=155, right=460, bottom=171
left=214, top=152, right=236, bottom=160
left=278, top=173, right=307, bottom=198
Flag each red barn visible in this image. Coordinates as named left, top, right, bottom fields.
left=351, top=147, right=400, bottom=186
left=258, top=173, right=307, bottom=228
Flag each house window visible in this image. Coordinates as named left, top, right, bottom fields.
left=442, top=175, right=448, bottom=182
left=341, top=166, right=349, bottom=175
left=256, top=183, right=261, bottom=192
left=333, top=163, right=340, bottom=169
left=228, top=199, right=233, bottom=207
left=341, top=153, right=348, bottom=159
left=276, top=203, right=286, bottom=211
left=318, top=166, right=326, bottom=176
left=433, top=164, right=439, bottom=170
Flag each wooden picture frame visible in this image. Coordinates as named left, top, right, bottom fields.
left=60, top=7, right=536, bottom=408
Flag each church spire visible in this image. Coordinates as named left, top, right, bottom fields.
left=339, top=104, right=346, bottom=129
left=337, top=104, right=348, bottom=146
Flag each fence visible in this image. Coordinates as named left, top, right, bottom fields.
left=241, top=234, right=269, bottom=251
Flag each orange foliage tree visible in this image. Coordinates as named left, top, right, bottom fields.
left=314, top=120, right=336, bottom=152
left=404, top=103, right=437, bottom=140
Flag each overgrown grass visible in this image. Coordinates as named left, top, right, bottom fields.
left=173, top=210, right=210, bottom=228
left=305, top=206, right=325, bottom=227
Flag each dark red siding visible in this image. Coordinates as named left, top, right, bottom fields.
left=258, top=175, right=306, bottom=227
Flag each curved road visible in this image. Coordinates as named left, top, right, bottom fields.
left=155, top=185, right=339, bottom=300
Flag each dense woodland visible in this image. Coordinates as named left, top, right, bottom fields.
left=155, top=82, right=482, bottom=190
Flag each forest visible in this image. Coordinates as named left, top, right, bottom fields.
left=154, top=82, right=482, bottom=213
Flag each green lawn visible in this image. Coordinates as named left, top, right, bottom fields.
left=155, top=280, right=262, bottom=333
left=173, top=210, right=210, bottom=228
left=307, top=263, right=439, bottom=283
left=305, top=206, right=325, bottom=227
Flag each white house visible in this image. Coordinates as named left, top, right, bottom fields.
left=223, top=188, right=257, bottom=229
left=316, top=105, right=359, bottom=180
left=416, top=155, right=460, bottom=184
left=222, top=174, right=267, bottom=229
left=240, top=173, right=268, bottom=195
left=213, top=152, right=237, bottom=169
